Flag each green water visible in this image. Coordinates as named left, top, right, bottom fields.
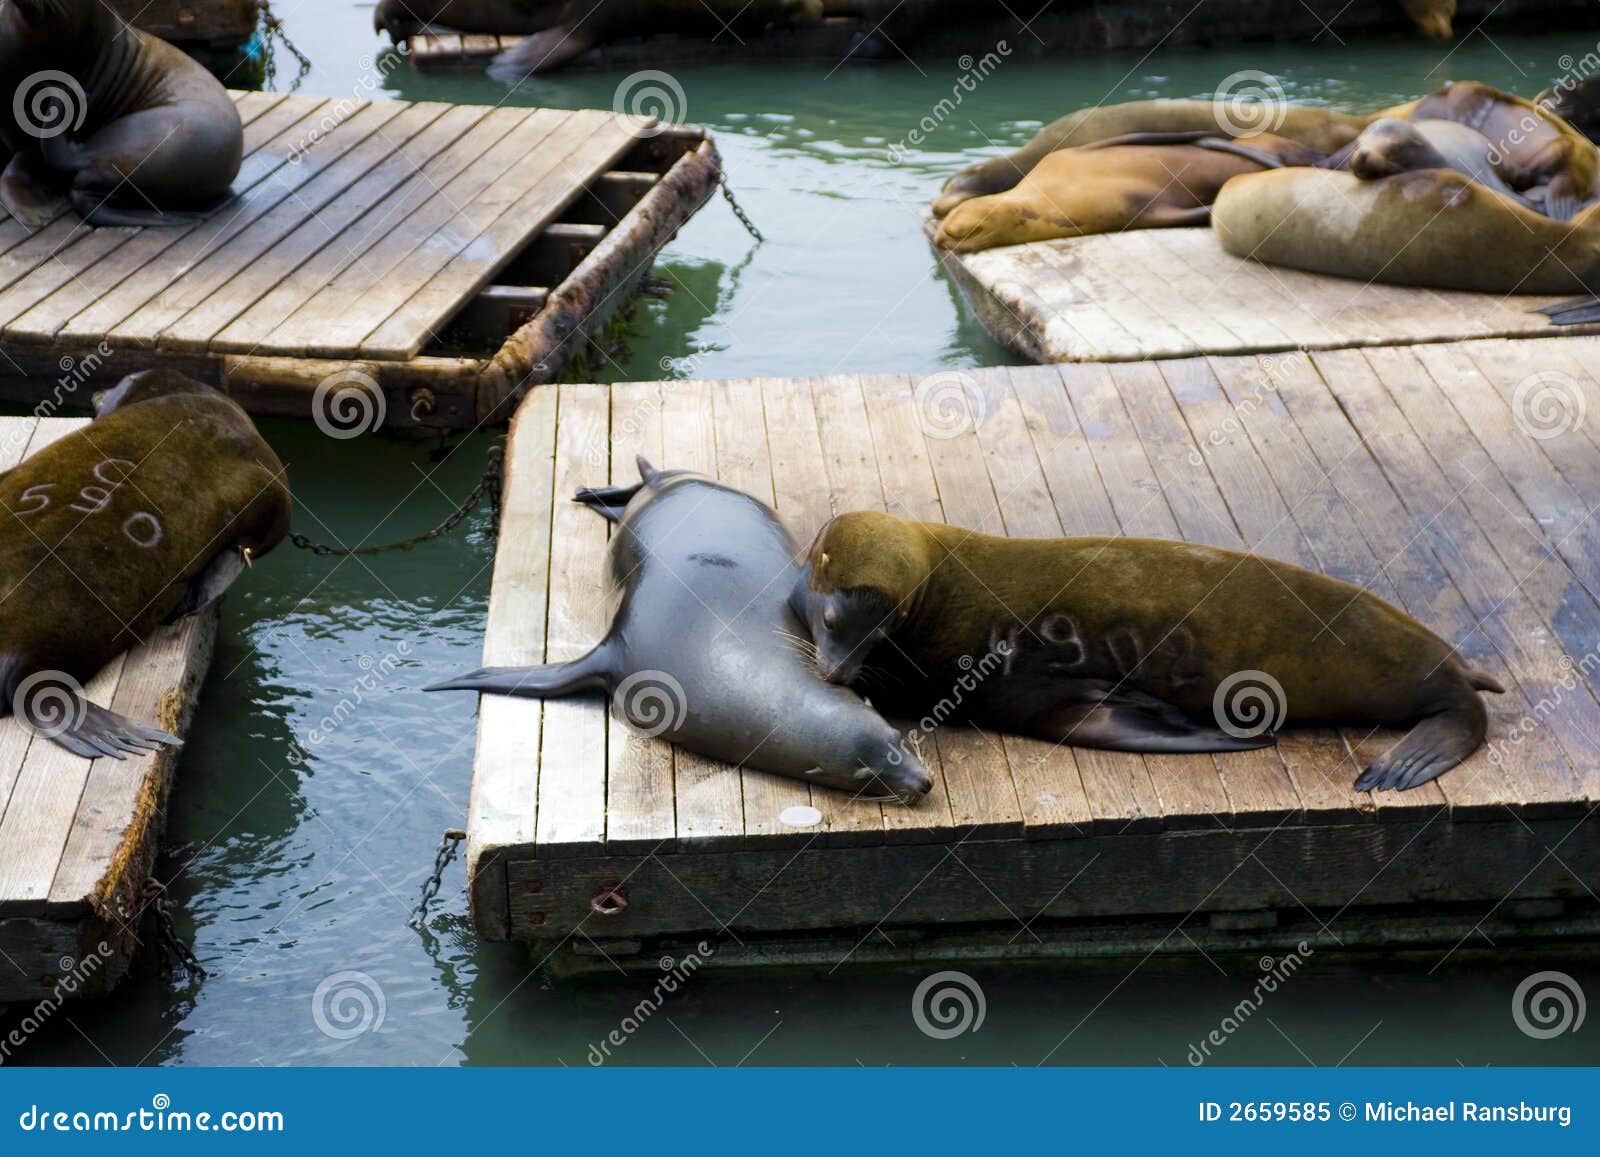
left=5, top=5, right=1599, bottom=1065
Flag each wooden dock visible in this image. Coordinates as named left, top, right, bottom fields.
left=930, top=221, right=1600, bottom=365
left=0, top=419, right=217, bottom=1005
left=0, top=91, right=720, bottom=433
left=406, top=0, right=1600, bottom=71
left=110, top=0, right=259, bottom=49
left=463, top=337, right=1600, bottom=973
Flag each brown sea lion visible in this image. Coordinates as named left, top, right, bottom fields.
left=1400, top=0, right=1455, bottom=39
left=792, top=512, right=1505, bottom=792
left=0, top=370, right=289, bottom=758
left=1213, top=166, right=1600, bottom=293
left=934, top=99, right=1372, bottom=218
left=0, top=0, right=242, bottom=229
left=374, top=0, right=565, bottom=40
left=934, top=131, right=1325, bottom=253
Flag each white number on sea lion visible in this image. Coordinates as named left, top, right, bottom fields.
left=69, top=485, right=113, bottom=515
left=93, top=457, right=136, bottom=485
left=122, top=512, right=162, bottom=549
left=14, top=483, right=54, bottom=515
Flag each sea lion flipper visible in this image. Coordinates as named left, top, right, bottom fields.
left=423, top=644, right=615, bottom=697
left=164, top=549, right=250, bottom=624
left=486, top=25, right=600, bottom=80
left=1542, top=174, right=1581, bottom=222
left=69, top=187, right=207, bottom=229
left=1043, top=685, right=1274, bottom=753
left=33, top=697, right=182, bottom=761
left=1534, top=296, right=1600, bottom=325
left=0, top=152, right=68, bottom=230
left=574, top=481, right=646, bottom=523
left=1354, top=700, right=1487, bottom=792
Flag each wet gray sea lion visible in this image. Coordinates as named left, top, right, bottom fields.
left=934, top=100, right=1371, bottom=218
left=1339, top=117, right=1533, bottom=209
left=0, top=370, right=290, bottom=758
left=793, top=512, right=1505, bottom=792
left=0, top=0, right=243, bottom=229
left=426, top=459, right=933, bottom=803
left=1213, top=166, right=1600, bottom=293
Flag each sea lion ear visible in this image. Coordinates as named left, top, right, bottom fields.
left=636, top=455, right=659, bottom=483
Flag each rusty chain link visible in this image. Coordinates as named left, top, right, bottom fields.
left=409, top=828, right=466, bottom=931
left=719, top=174, right=764, bottom=244
left=142, top=878, right=208, bottom=982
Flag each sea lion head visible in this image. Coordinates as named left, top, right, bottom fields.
left=799, top=511, right=929, bottom=685
left=1348, top=118, right=1442, bottom=180
left=373, top=0, right=422, bottom=42
left=934, top=193, right=1054, bottom=253
left=93, top=368, right=219, bottom=416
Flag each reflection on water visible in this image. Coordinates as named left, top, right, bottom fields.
left=4, top=5, right=1598, bottom=1065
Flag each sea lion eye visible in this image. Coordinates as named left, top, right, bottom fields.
left=823, top=607, right=839, bottom=631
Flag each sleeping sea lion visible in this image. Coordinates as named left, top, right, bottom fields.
left=1338, top=117, right=1534, bottom=210
left=934, top=99, right=1371, bottom=218
left=426, top=459, right=932, bottom=803
left=1212, top=166, right=1600, bottom=293
left=0, top=370, right=289, bottom=758
left=933, top=131, right=1325, bottom=253
left=793, top=512, right=1505, bottom=792
left=0, top=0, right=243, bottom=228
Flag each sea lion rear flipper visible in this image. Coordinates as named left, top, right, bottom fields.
left=1354, top=699, right=1487, bottom=792
left=486, top=25, right=601, bottom=80
left=69, top=187, right=207, bottom=228
left=1533, top=296, right=1600, bottom=325
left=423, top=643, right=615, bottom=698
left=1040, top=684, right=1275, bottom=753
left=164, top=549, right=249, bottom=623
left=574, top=481, right=645, bottom=523
left=1541, top=174, right=1581, bottom=222
left=0, top=152, right=69, bottom=230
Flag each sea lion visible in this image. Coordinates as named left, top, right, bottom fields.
left=1538, top=74, right=1600, bottom=145
left=0, top=370, right=290, bottom=758
left=934, top=99, right=1371, bottom=218
left=1339, top=117, right=1534, bottom=209
left=1213, top=166, right=1600, bottom=293
left=425, top=459, right=933, bottom=803
left=793, top=512, right=1505, bottom=792
left=374, top=0, right=565, bottom=41
left=1400, top=0, right=1455, bottom=40
left=933, top=131, right=1325, bottom=253
left=0, top=0, right=243, bottom=229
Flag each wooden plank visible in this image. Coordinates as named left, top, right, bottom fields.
left=603, top=382, right=674, bottom=854
left=659, top=380, right=745, bottom=848
left=0, top=418, right=42, bottom=825
left=854, top=373, right=959, bottom=842
left=466, top=388, right=558, bottom=936
left=2, top=94, right=325, bottom=341
left=71, top=100, right=414, bottom=346
left=197, top=103, right=508, bottom=353
left=711, top=377, right=826, bottom=847
left=535, top=385, right=611, bottom=857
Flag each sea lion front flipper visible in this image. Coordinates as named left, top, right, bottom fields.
left=164, top=548, right=250, bottom=624
left=0, top=152, right=69, bottom=230
left=486, top=25, right=600, bottom=80
left=69, top=185, right=207, bottom=228
left=423, top=643, right=615, bottom=698
left=33, top=698, right=182, bottom=761
left=1533, top=296, right=1600, bottom=325
left=1354, top=700, right=1487, bottom=792
left=1541, top=174, right=1581, bottom=222
left=1039, top=683, right=1275, bottom=753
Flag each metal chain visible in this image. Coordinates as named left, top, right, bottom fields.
left=718, top=174, right=764, bottom=243
left=290, top=445, right=503, bottom=557
left=409, top=829, right=466, bottom=931
left=141, top=879, right=208, bottom=982
left=257, top=1, right=313, bottom=92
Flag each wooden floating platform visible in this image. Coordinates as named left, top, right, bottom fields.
left=0, top=419, right=216, bottom=1005
left=466, top=336, right=1600, bottom=974
left=0, top=91, right=720, bottom=433
left=110, top=0, right=259, bottom=49
left=930, top=221, right=1600, bottom=365
left=405, top=0, right=1600, bottom=71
